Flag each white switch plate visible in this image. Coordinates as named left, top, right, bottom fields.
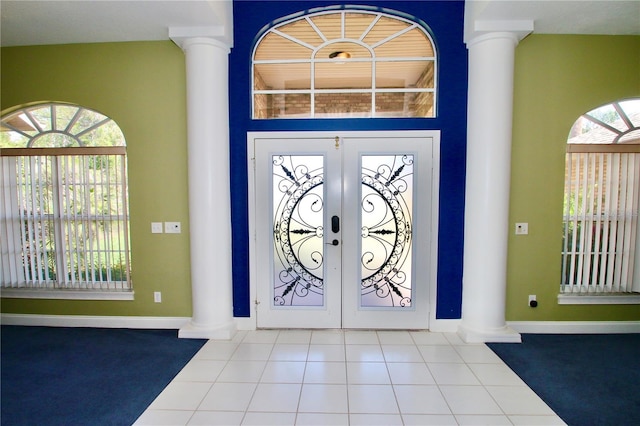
left=515, top=222, right=529, bottom=235
left=151, top=222, right=163, bottom=234
left=165, top=222, right=181, bottom=234
left=154, top=291, right=162, bottom=303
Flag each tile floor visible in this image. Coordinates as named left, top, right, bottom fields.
left=135, top=330, right=566, bottom=425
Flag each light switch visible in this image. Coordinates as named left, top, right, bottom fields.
left=165, top=222, right=181, bottom=234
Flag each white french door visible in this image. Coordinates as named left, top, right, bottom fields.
left=250, top=131, right=437, bottom=329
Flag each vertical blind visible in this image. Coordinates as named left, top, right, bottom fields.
left=561, top=144, right=640, bottom=293
left=1, top=147, right=131, bottom=291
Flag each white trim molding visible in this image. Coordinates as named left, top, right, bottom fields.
left=235, top=316, right=257, bottom=331
left=1, top=314, right=190, bottom=329
left=508, top=321, right=640, bottom=334
left=558, top=294, right=640, bottom=305
left=429, top=318, right=462, bottom=333
left=1, top=289, right=134, bottom=301
left=247, top=130, right=440, bottom=331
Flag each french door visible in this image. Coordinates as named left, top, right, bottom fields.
left=251, top=131, right=436, bottom=329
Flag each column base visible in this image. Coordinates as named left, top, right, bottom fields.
left=457, top=323, right=522, bottom=343
left=179, top=319, right=237, bottom=340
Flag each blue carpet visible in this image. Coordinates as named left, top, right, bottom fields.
left=1, top=326, right=206, bottom=426
left=488, top=333, right=640, bottom=426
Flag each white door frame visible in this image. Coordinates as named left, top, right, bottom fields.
left=247, top=130, right=440, bottom=329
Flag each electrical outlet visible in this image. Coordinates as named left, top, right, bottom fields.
left=154, top=292, right=162, bottom=303
left=515, top=222, right=529, bottom=235
left=164, top=222, right=181, bottom=234
left=528, top=294, right=537, bottom=307
left=151, top=222, right=163, bottom=234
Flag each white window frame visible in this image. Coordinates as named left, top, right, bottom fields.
left=252, top=9, right=437, bottom=119
left=559, top=99, right=640, bottom=305
left=1, top=103, right=133, bottom=300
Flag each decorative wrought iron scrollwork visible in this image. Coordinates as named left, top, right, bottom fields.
left=271, top=152, right=414, bottom=309
left=360, top=154, right=414, bottom=308
left=272, top=155, right=325, bottom=307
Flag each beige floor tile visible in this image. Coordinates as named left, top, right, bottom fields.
left=247, top=383, right=302, bottom=412
left=394, top=384, right=451, bottom=414
left=387, top=362, right=436, bottom=384
left=148, top=381, right=212, bottom=411
left=241, top=411, right=296, bottom=425
left=349, top=413, right=403, bottom=425
left=402, top=414, right=458, bottom=425
left=347, top=384, right=399, bottom=414
left=427, top=362, right=480, bottom=385
left=198, top=382, right=257, bottom=412
left=307, top=344, right=346, bottom=362
left=134, top=409, right=194, bottom=425
left=260, top=361, right=306, bottom=383
left=298, top=384, right=349, bottom=413
left=174, top=359, right=226, bottom=382
left=346, top=361, right=391, bottom=384
left=382, top=344, right=424, bottom=362
left=486, top=386, right=556, bottom=415
left=439, top=385, right=503, bottom=415
left=295, top=412, right=349, bottom=425
left=304, top=361, right=347, bottom=384
left=217, top=360, right=266, bottom=383
left=345, top=344, right=385, bottom=362
left=136, top=329, right=563, bottom=424
left=187, top=411, right=244, bottom=425
left=455, top=414, right=512, bottom=425
left=418, top=345, right=464, bottom=363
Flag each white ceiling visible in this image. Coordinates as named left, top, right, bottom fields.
left=0, top=0, right=233, bottom=47
left=465, top=0, right=640, bottom=41
left=0, top=0, right=638, bottom=47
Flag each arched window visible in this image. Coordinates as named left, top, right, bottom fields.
left=252, top=8, right=437, bottom=119
left=561, top=98, right=640, bottom=297
left=0, top=103, right=132, bottom=299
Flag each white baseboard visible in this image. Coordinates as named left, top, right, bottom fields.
left=5, top=315, right=636, bottom=335
left=508, top=320, right=640, bottom=334
left=457, top=323, right=522, bottom=343
left=2, top=313, right=258, bottom=334
left=235, top=316, right=256, bottom=331
left=1, top=313, right=190, bottom=329
left=429, top=318, right=461, bottom=333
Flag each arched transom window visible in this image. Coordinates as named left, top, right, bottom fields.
left=252, top=8, right=437, bottom=119
left=0, top=103, right=132, bottom=299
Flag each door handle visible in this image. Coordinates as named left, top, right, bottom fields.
left=331, top=215, right=340, bottom=233
left=325, top=239, right=339, bottom=246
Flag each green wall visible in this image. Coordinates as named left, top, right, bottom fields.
left=507, top=35, right=640, bottom=321
left=1, top=41, right=193, bottom=317
left=3, top=35, right=639, bottom=324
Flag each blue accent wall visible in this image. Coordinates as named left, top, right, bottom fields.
left=229, top=0, right=468, bottom=319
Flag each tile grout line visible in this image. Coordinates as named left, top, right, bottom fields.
left=239, top=329, right=278, bottom=424
left=292, top=332, right=312, bottom=425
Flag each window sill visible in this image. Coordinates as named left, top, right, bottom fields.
left=558, top=293, right=640, bottom=305
left=0, top=289, right=134, bottom=301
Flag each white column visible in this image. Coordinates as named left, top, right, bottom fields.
left=458, top=32, right=523, bottom=343
left=172, top=36, right=236, bottom=339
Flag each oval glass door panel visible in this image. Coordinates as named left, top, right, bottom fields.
left=272, top=154, right=325, bottom=307
left=361, top=155, right=414, bottom=308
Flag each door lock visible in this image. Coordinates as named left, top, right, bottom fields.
left=325, top=239, right=339, bottom=246
left=331, top=215, right=340, bottom=233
